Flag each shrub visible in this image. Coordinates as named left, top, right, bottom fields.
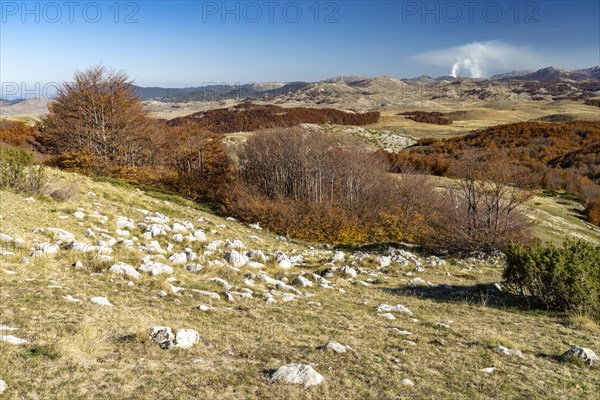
left=503, top=240, right=600, bottom=320
left=0, top=146, right=47, bottom=194
left=584, top=198, right=600, bottom=226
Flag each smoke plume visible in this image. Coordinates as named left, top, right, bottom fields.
left=411, top=41, right=542, bottom=78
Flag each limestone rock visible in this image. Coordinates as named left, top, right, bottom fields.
left=149, top=326, right=175, bottom=349
left=495, top=345, right=523, bottom=357
left=291, top=275, right=312, bottom=287
left=0, top=335, right=27, bottom=345
left=561, top=345, right=598, bottom=366
left=173, top=329, right=200, bottom=349
left=318, top=341, right=350, bottom=353
left=271, top=363, right=324, bottom=387
left=110, top=262, right=141, bottom=280
left=139, top=261, right=174, bottom=276
left=376, top=304, right=413, bottom=316
left=90, top=296, right=113, bottom=307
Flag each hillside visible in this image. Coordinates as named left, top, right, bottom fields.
left=385, top=121, right=600, bottom=190
left=0, top=168, right=598, bottom=399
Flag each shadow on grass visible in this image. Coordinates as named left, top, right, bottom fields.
left=383, top=282, right=548, bottom=313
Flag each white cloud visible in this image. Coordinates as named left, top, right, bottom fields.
left=410, top=41, right=545, bottom=78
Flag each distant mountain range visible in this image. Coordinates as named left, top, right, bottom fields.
left=2, top=66, right=598, bottom=114
left=492, top=66, right=600, bottom=81
left=127, top=66, right=599, bottom=102
left=132, top=82, right=309, bottom=102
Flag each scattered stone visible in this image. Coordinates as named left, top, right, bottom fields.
left=73, top=211, right=85, bottom=219
left=185, top=263, right=203, bottom=273
left=173, top=329, right=200, bottom=349
left=399, top=378, right=414, bottom=386
left=0, top=379, right=5, bottom=393
left=319, top=341, right=350, bottom=353
left=380, top=313, right=396, bottom=320
left=291, top=275, right=312, bottom=287
left=0, top=233, right=14, bottom=243
left=246, top=261, right=265, bottom=269
left=116, top=217, right=135, bottom=230
left=169, top=284, right=185, bottom=295
left=341, top=265, right=357, bottom=278
left=168, top=252, right=188, bottom=266
left=408, top=277, right=430, bottom=287
left=115, top=229, right=130, bottom=237
left=307, top=301, right=321, bottom=306
left=0, top=335, right=27, bottom=345
left=321, top=268, right=334, bottom=278
left=224, top=250, right=249, bottom=268
left=480, top=367, right=496, bottom=373
left=149, top=326, right=175, bottom=349
left=247, top=250, right=268, bottom=263
left=330, top=251, right=345, bottom=263
left=189, top=289, right=221, bottom=301
left=495, top=345, right=523, bottom=357
left=376, top=304, right=413, bottom=316
left=31, top=243, right=59, bottom=257
left=561, top=345, right=598, bottom=366
left=211, top=277, right=234, bottom=290
left=139, top=261, right=174, bottom=276
left=389, top=328, right=412, bottom=335
left=193, top=230, right=207, bottom=242
left=110, top=262, right=142, bottom=280
left=145, top=212, right=169, bottom=224
left=24, top=197, right=35, bottom=202
left=171, top=222, right=188, bottom=233
left=0, top=325, right=17, bottom=331
left=271, top=364, right=324, bottom=387
left=223, top=292, right=235, bottom=302
left=377, top=255, right=392, bottom=268
left=90, top=296, right=113, bottom=307
left=62, top=295, right=81, bottom=303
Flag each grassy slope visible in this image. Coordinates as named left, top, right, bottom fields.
left=424, top=175, right=600, bottom=246
left=367, top=100, right=600, bottom=139
left=0, top=169, right=598, bottom=399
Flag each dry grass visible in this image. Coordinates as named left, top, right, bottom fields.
left=0, top=168, right=598, bottom=399
left=366, top=100, right=600, bottom=140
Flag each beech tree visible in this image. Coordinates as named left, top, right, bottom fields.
left=42, top=66, right=152, bottom=172
left=432, top=154, right=534, bottom=253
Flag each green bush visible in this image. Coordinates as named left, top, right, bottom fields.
left=0, top=146, right=47, bottom=194
left=503, top=240, right=600, bottom=319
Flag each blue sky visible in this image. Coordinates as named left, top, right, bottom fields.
left=1, top=0, right=599, bottom=92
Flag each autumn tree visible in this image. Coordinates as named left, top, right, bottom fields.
left=42, top=66, right=153, bottom=173
left=167, top=121, right=232, bottom=200
left=430, top=154, right=534, bottom=253
left=227, top=127, right=431, bottom=244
